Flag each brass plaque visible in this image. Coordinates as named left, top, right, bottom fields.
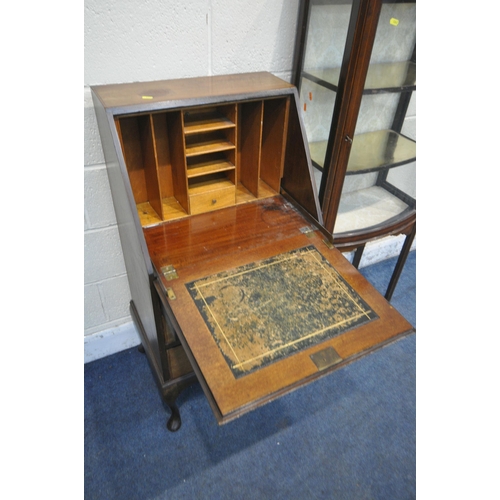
left=310, top=347, right=343, bottom=371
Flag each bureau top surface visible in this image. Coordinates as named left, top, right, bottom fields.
left=91, top=71, right=294, bottom=111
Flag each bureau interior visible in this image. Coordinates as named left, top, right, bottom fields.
left=115, top=97, right=290, bottom=227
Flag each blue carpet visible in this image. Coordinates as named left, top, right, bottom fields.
left=85, top=251, right=415, bottom=499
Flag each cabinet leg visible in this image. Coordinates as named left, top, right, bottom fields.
left=165, top=399, right=182, bottom=432
left=138, top=344, right=145, bottom=354
left=162, top=376, right=197, bottom=432
left=352, top=244, right=365, bottom=269
left=385, top=224, right=416, bottom=301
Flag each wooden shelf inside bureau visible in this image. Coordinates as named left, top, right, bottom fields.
left=116, top=96, right=290, bottom=227
left=183, top=110, right=236, bottom=135
left=185, top=137, right=235, bottom=157
left=186, top=157, right=236, bottom=178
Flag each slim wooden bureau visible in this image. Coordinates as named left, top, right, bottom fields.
left=91, top=72, right=414, bottom=431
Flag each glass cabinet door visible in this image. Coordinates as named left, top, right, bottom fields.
left=334, top=1, right=416, bottom=236
left=297, top=0, right=354, bottom=188
left=294, top=0, right=416, bottom=244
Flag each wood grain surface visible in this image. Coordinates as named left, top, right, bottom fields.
left=92, top=72, right=294, bottom=110
left=144, top=196, right=413, bottom=422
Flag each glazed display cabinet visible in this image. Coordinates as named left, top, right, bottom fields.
left=293, top=0, right=416, bottom=252
left=91, top=72, right=414, bottom=431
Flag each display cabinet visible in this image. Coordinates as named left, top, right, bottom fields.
left=293, top=0, right=416, bottom=297
left=92, top=72, right=414, bottom=432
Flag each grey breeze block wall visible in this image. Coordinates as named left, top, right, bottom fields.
left=84, top=0, right=415, bottom=362
left=84, top=0, right=302, bottom=361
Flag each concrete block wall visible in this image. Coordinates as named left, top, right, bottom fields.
left=84, top=0, right=415, bottom=363
left=84, top=0, right=303, bottom=362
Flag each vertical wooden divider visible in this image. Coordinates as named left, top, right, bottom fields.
left=140, top=115, right=163, bottom=220
left=261, top=98, right=290, bottom=193
left=229, top=104, right=238, bottom=186
left=167, top=111, right=190, bottom=215
left=151, top=113, right=174, bottom=221
left=239, top=101, right=263, bottom=197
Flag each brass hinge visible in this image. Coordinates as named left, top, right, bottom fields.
left=161, top=265, right=178, bottom=281
left=166, top=288, right=176, bottom=300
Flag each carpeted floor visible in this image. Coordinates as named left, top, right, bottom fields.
left=84, top=251, right=416, bottom=500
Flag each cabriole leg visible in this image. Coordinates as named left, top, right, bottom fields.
left=162, top=386, right=183, bottom=432
left=162, top=376, right=197, bottom=432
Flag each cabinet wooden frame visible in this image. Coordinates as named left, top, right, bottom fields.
left=91, top=72, right=414, bottom=431
left=293, top=0, right=416, bottom=243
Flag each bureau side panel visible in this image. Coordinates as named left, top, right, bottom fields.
left=91, top=93, right=162, bottom=371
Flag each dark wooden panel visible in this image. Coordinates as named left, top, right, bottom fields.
left=91, top=93, right=160, bottom=372
left=281, top=91, right=322, bottom=223
left=117, top=116, right=148, bottom=204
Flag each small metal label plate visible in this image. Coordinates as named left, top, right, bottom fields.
left=310, top=347, right=343, bottom=371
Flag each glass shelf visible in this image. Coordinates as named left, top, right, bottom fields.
left=334, top=185, right=410, bottom=234
left=303, top=60, right=416, bottom=94
left=308, top=129, right=415, bottom=174
left=346, top=129, right=415, bottom=173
